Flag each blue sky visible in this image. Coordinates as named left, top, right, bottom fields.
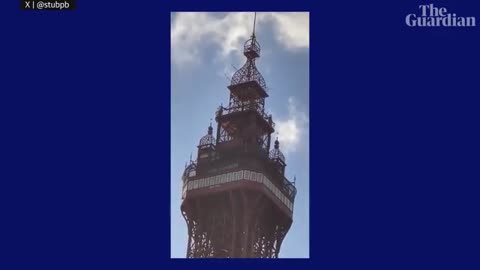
left=170, top=12, right=309, bottom=258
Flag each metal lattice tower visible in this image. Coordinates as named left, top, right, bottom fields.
left=181, top=13, right=296, bottom=258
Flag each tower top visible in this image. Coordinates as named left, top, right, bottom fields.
left=230, top=12, right=266, bottom=90
left=243, top=12, right=261, bottom=60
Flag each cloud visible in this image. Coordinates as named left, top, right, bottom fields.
left=264, top=12, right=310, bottom=50
left=171, top=12, right=309, bottom=68
left=275, top=97, right=309, bottom=154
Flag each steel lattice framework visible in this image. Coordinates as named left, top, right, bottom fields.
left=230, top=46, right=266, bottom=90
left=182, top=190, right=290, bottom=258
left=181, top=13, right=296, bottom=258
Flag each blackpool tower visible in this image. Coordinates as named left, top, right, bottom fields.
left=180, top=13, right=297, bottom=258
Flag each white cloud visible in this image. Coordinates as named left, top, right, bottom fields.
left=276, top=97, right=309, bottom=154
left=171, top=12, right=309, bottom=68
left=263, top=12, right=310, bottom=50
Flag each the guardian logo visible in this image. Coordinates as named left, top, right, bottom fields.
left=406, top=4, right=476, bottom=27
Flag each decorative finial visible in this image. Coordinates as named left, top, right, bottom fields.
left=190, top=152, right=192, bottom=161
left=208, top=120, right=213, bottom=135
left=274, top=137, right=279, bottom=149
left=294, top=175, right=296, bottom=185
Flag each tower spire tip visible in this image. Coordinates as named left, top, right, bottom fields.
left=252, top=12, right=257, bottom=38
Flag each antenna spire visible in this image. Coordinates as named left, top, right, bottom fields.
left=252, top=12, right=257, bottom=38
left=230, top=12, right=266, bottom=90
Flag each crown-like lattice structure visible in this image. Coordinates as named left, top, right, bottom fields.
left=230, top=59, right=266, bottom=90
left=230, top=13, right=266, bottom=91
left=198, top=125, right=215, bottom=147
